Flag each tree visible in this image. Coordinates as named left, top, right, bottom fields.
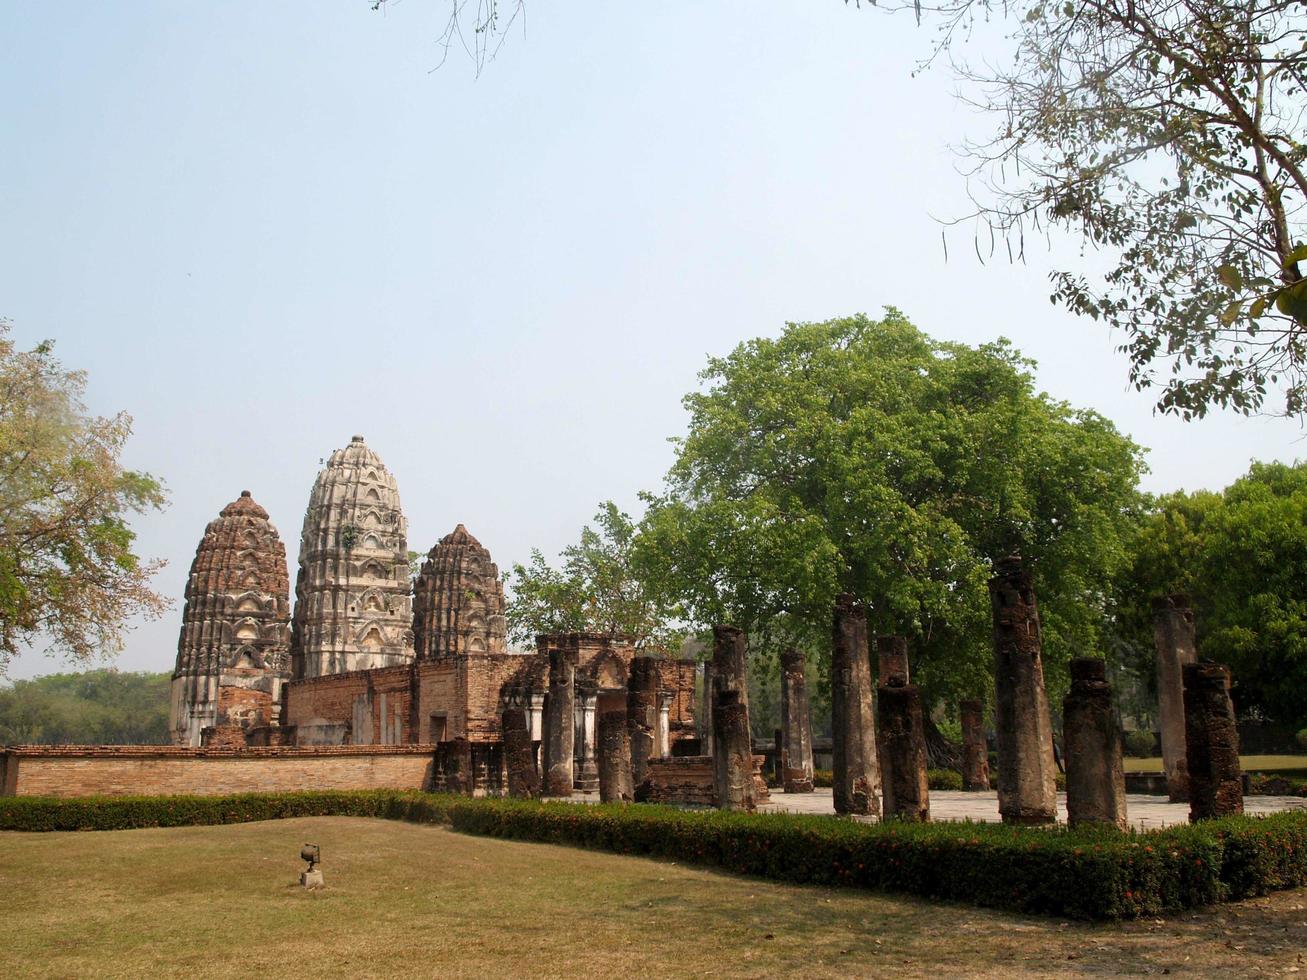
left=0, top=669, right=171, bottom=744
left=0, top=322, right=168, bottom=674
left=638, top=311, right=1146, bottom=709
left=505, top=501, right=681, bottom=652
left=911, top=0, right=1307, bottom=417
left=1113, top=460, right=1307, bottom=725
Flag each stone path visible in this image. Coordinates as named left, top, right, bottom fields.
left=760, top=787, right=1307, bottom=829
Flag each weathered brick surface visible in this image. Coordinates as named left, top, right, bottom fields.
left=1, top=744, right=436, bottom=798
left=642, top=755, right=770, bottom=807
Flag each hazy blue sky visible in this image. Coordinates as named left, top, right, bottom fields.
left=3, top=2, right=1302, bottom=679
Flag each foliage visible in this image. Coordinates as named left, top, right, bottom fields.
left=7, top=789, right=1306, bottom=920
left=1124, top=730, right=1158, bottom=758
left=505, top=502, right=681, bottom=652
left=912, top=0, right=1307, bottom=417
left=638, top=312, right=1145, bottom=706
left=1298, top=728, right=1307, bottom=751
left=0, top=669, right=171, bottom=745
left=1112, top=460, right=1307, bottom=725
left=0, top=322, right=167, bottom=673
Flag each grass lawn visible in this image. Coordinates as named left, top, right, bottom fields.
left=4, top=818, right=1307, bottom=978
left=1124, top=754, right=1307, bottom=775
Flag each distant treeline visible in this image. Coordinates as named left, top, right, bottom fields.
left=0, top=670, right=171, bottom=745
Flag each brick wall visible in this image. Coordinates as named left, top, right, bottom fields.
left=0, top=744, right=436, bottom=798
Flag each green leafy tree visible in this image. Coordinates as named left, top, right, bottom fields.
left=1111, top=461, right=1307, bottom=725
left=505, top=502, right=681, bottom=652
left=0, top=669, right=171, bottom=744
left=0, top=322, right=168, bottom=674
left=906, top=0, right=1307, bottom=417
left=638, top=311, right=1146, bottom=710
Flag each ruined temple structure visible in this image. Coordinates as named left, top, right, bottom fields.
left=169, top=492, right=291, bottom=746
left=289, top=436, right=415, bottom=679
left=413, top=524, right=507, bottom=659
left=283, top=628, right=698, bottom=794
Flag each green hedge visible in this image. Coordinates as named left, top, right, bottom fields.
left=3, top=790, right=1304, bottom=920
left=1247, top=773, right=1307, bottom=798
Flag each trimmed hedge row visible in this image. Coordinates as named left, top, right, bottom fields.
left=1248, top=773, right=1307, bottom=798
left=2, top=790, right=1304, bottom=920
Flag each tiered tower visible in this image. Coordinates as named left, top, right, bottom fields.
left=289, top=436, right=414, bottom=678
left=169, top=491, right=291, bottom=746
left=412, top=524, right=508, bottom=658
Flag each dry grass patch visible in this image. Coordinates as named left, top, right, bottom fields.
left=2, top=817, right=1306, bottom=978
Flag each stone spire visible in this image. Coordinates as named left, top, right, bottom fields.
left=289, top=436, right=414, bottom=678
left=412, top=523, right=507, bottom=658
left=169, top=491, right=291, bottom=746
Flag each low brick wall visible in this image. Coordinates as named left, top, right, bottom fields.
left=642, top=755, right=771, bottom=807
left=0, top=744, right=437, bottom=798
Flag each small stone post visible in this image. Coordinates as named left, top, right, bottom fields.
left=712, top=689, right=755, bottom=811
left=779, top=648, right=815, bottom=793
left=1154, top=595, right=1198, bottom=803
left=598, top=710, right=634, bottom=803
left=628, top=656, right=659, bottom=788
left=989, top=556, right=1058, bottom=825
left=960, top=699, right=990, bottom=791
left=831, top=595, right=881, bottom=816
left=544, top=650, right=575, bottom=797
left=503, top=708, right=539, bottom=799
left=1183, top=661, right=1244, bottom=821
left=878, top=678, right=930, bottom=822
left=1062, top=659, right=1127, bottom=829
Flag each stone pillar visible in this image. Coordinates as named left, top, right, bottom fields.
left=1062, top=659, right=1126, bottom=829
left=503, top=708, right=539, bottom=799
left=656, top=692, right=673, bottom=758
left=1153, top=595, right=1197, bottom=803
left=989, top=556, right=1058, bottom=825
left=1183, top=661, right=1244, bottom=821
left=528, top=691, right=546, bottom=773
left=574, top=685, right=599, bottom=792
left=712, top=625, right=749, bottom=706
left=831, top=595, right=881, bottom=816
left=779, top=648, right=815, bottom=793
left=712, top=689, right=755, bottom=811
left=960, top=698, right=990, bottom=791
left=874, top=634, right=909, bottom=794
left=598, top=710, right=634, bottom=803
left=875, top=634, right=910, bottom=686
left=700, top=661, right=715, bottom=756
left=544, top=650, right=575, bottom=797
left=628, top=656, right=659, bottom=788
left=878, top=679, right=930, bottom=822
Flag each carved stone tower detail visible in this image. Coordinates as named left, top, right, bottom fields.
left=412, top=524, right=507, bottom=658
left=169, top=491, right=291, bottom=745
left=290, top=436, right=414, bottom=678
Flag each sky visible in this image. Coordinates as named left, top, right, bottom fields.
left=2, top=2, right=1303, bottom=679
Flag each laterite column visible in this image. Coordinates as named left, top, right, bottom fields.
left=779, top=648, right=815, bottom=793
left=1062, top=659, right=1127, bottom=829
left=598, top=710, right=634, bottom=803
left=960, top=699, right=990, bottom=791
left=1183, top=661, right=1244, bottom=821
left=1154, top=595, right=1197, bottom=803
left=503, top=708, right=539, bottom=799
left=831, top=594, right=881, bottom=816
left=879, top=677, right=930, bottom=822
left=544, top=649, right=575, bottom=797
left=989, top=556, right=1057, bottom=825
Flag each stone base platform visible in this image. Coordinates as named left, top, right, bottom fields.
left=760, top=788, right=1307, bottom=830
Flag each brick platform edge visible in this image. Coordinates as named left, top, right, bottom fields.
left=0, top=744, right=439, bottom=798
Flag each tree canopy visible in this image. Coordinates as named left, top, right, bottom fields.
left=505, top=501, right=680, bottom=652
left=908, top=0, right=1307, bottom=418
left=0, top=669, right=171, bottom=745
left=638, top=311, right=1146, bottom=707
left=1113, top=460, right=1307, bottom=725
left=0, top=322, right=168, bottom=674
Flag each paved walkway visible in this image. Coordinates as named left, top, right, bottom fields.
left=760, top=787, right=1307, bottom=829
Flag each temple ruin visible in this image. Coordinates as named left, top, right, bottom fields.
left=289, top=436, right=415, bottom=678
left=413, top=524, right=508, bottom=659
left=169, top=491, right=291, bottom=746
